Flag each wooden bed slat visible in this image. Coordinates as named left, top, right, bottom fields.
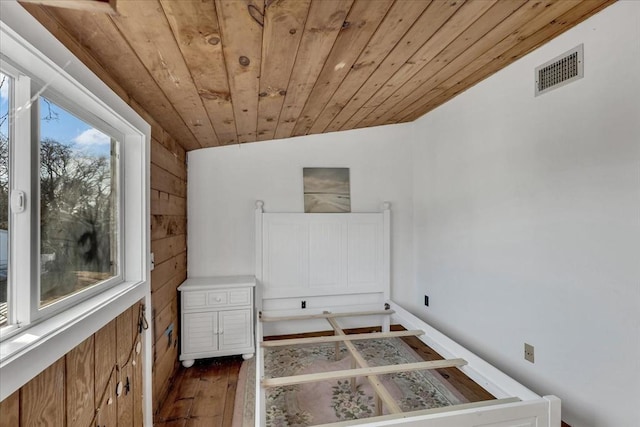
left=260, top=309, right=394, bottom=323
left=312, top=397, right=522, bottom=427
left=326, top=317, right=401, bottom=415
left=261, top=358, right=468, bottom=388
left=261, top=329, right=424, bottom=347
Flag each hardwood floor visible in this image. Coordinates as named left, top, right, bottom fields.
left=154, top=356, right=243, bottom=427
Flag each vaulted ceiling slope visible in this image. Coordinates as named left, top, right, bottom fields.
left=21, top=0, right=614, bottom=151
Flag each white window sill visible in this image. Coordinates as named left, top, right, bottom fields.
left=0, top=279, right=148, bottom=401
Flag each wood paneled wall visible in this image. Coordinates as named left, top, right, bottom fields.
left=3, top=3, right=191, bottom=420
left=149, top=124, right=188, bottom=411
left=0, top=304, right=144, bottom=427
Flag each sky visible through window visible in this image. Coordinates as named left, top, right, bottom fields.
left=40, top=97, right=111, bottom=157
left=0, top=82, right=110, bottom=157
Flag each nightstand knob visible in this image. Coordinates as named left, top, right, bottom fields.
left=215, top=297, right=222, bottom=302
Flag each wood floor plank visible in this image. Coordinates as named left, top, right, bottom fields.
left=291, top=0, right=393, bottom=137
left=307, top=0, right=431, bottom=135
left=192, top=363, right=228, bottom=417
left=326, top=0, right=469, bottom=132
left=257, top=0, right=311, bottom=141
left=273, top=0, right=354, bottom=140
left=222, top=359, right=242, bottom=427
left=160, top=0, right=238, bottom=145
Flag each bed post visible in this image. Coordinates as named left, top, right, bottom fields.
left=382, top=202, right=391, bottom=333
left=254, top=200, right=266, bottom=427
left=255, top=200, right=264, bottom=312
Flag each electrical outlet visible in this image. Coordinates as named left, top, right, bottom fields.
left=524, top=343, right=535, bottom=363
left=424, top=295, right=429, bottom=307
left=301, top=300, right=306, bottom=309
left=150, top=252, right=155, bottom=271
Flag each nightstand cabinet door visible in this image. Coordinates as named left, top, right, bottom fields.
left=183, top=312, right=218, bottom=355
left=219, top=310, right=252, bottom=351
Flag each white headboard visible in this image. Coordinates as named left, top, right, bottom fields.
left=255, top=201, right=390, bottom=332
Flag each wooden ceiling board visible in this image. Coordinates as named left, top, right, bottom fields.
left=160, top=0, right=237, bottom=146
left=111, top=0, right=223, bottom=148
left=20, top=3, right=202, bottom=151
left=291, top=0, right=394, bottom=138
left=20, top=0, right=117, bottom=14
left=383, top=0, right=588, bottom=125
left=401, top=0, right=618, bottom=122
left=329, top=0, right=483, bottom=133
left=215, top=0, right=264, bottom=143
left=306, top=0, right=433, bottom=136
left=21, top=0, right=616, bottom=151
left=343, top=0, right=520, bottom=131
left=364, top=0, right=582, bottom=127
left=273, top=0, right=354, bottom=140
left=257, top=0, right=311, bottom=141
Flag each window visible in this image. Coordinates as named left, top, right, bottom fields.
left=0, top=72, right=10, bottom=327
left=0, top=12, right=148, bottom=346
left=1, top=6, right=149, bottom=415
left=38, top=97, right=120, bottom=308
left=0, top=69, right=124, bottom=330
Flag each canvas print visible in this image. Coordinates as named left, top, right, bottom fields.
left=303, top=168, right=351, bottom=213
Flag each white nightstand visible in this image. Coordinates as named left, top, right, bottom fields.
left=178, top=275, right=255, bottom=367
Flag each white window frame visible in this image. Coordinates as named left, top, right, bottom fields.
left=29, top=85, right=125, bottom=323
left=0, top=2, right=152, bottom=424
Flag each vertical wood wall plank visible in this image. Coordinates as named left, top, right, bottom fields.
left=94, top=318, right=118, bottom=427
left=0, top=391, right=19, bottom=427
left=132, top=304, right=144, bottom=427
left=66, top=336, right=95, bottom=427
left=117, top=306, right=134, bottom=427
left=20, top=358, right=66, bottom=426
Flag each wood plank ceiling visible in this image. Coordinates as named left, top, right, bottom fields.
left=21, top=0, right=615, bottom=151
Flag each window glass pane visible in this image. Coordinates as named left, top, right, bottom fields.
left=0, top=74, right=10, bottom=325
left=39, top=97, right=118, bottom=307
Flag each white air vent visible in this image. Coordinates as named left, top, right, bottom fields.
left=535, top=44, right=583, bottom=96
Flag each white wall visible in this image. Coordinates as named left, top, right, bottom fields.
left=411, top=2, right=640, bottom=426
left=188, top=124, right=416, bottom=306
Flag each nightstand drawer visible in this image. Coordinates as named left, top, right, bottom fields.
left=228, top=289, right=251, bottom=305
left=183, top=291, right=208, bottom=309
left=207, top=291, right=228, bottom=306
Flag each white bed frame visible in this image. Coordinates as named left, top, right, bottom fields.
left=253, top=201, right=561, bottom=427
